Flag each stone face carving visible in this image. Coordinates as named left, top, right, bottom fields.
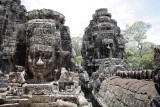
left=25, top=9, right=76, bottom=81
left=82, top=8, right=126, bottom=76
left=26, top=18, right=59, bottom=81
left=0, top=3, right=76, bottom=79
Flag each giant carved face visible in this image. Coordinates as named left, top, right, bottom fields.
left=27, top=19, right=57, bottom=79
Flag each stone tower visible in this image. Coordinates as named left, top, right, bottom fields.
left=0, top=0, right=26, bottom=74
left=82, top=8, right=126, bottom=75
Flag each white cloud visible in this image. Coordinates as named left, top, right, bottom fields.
left=21, top=0, right=160, bottom=44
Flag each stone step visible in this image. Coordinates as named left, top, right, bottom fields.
left=5, top=96, right=20, bottom=100
left=17, top=99, right=29, bottom=106
left=5, top=99, right=19, bottom=104
left=5, top=98, right=29, bottom=104
left=0, top=103, right=20, bottom=107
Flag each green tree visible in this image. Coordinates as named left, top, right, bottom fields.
left=143, top=52, right=155, bottom=70
left=142, top=42, right=155, bottom=55
left=126, top=49, right=141, bottom=68
left=123, top=21, right=151, bottom=69
left=125, top=41, right=155, bottom=69
left=76, top=56, right=83, bottom=66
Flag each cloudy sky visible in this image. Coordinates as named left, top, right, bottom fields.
left=21, top=0, right=160, bottom=45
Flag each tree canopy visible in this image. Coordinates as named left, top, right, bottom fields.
left=123, top=21, right=157, bottom=70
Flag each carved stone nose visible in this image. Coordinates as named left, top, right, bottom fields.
left=36, top=57, right=44, bottom=66
left=107, top=45, right=110, bottom=49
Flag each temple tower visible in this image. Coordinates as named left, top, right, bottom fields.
left=82, top=8, right=126, bottom=75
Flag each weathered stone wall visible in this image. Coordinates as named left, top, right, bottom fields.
left=61, top=25, right=75, bottom=71
left=93, top=76, right=160, bottom=107
left=0, top=0, right=27, bottom=73
left=153, top=45, right=160, bottom=95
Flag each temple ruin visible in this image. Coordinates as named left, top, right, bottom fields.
left=81, top=8, right=127, bottom=76
left=0, top=0, right=90, bottom=106
left=0, top=0, right=160, bottom=107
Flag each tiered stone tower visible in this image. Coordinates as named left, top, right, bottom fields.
left=0, top=0, right=26, bottom=74
left=82, top=8, right=126, bottom=76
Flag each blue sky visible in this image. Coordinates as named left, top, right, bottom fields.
left=21, top=0, right=160, bottom=45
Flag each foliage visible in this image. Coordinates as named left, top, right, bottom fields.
left=76, top=56, right=83, bottom=65
left=143, top=52, right=156, bottom=70
left=126, top=50, right=141, bottom=68
left=123, top=21, right=152, bottom=69
left=71, top=36, right=82, bottom=56
left=142, top=42, right=155, bottom=54
left=123, top=21, right=151, bottom=44
left=125, top=41, right=156, bottom=70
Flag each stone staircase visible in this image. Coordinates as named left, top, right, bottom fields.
left=0, top=76, right=29, bottom=107
left=1, top=95, right=29, bottom=107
